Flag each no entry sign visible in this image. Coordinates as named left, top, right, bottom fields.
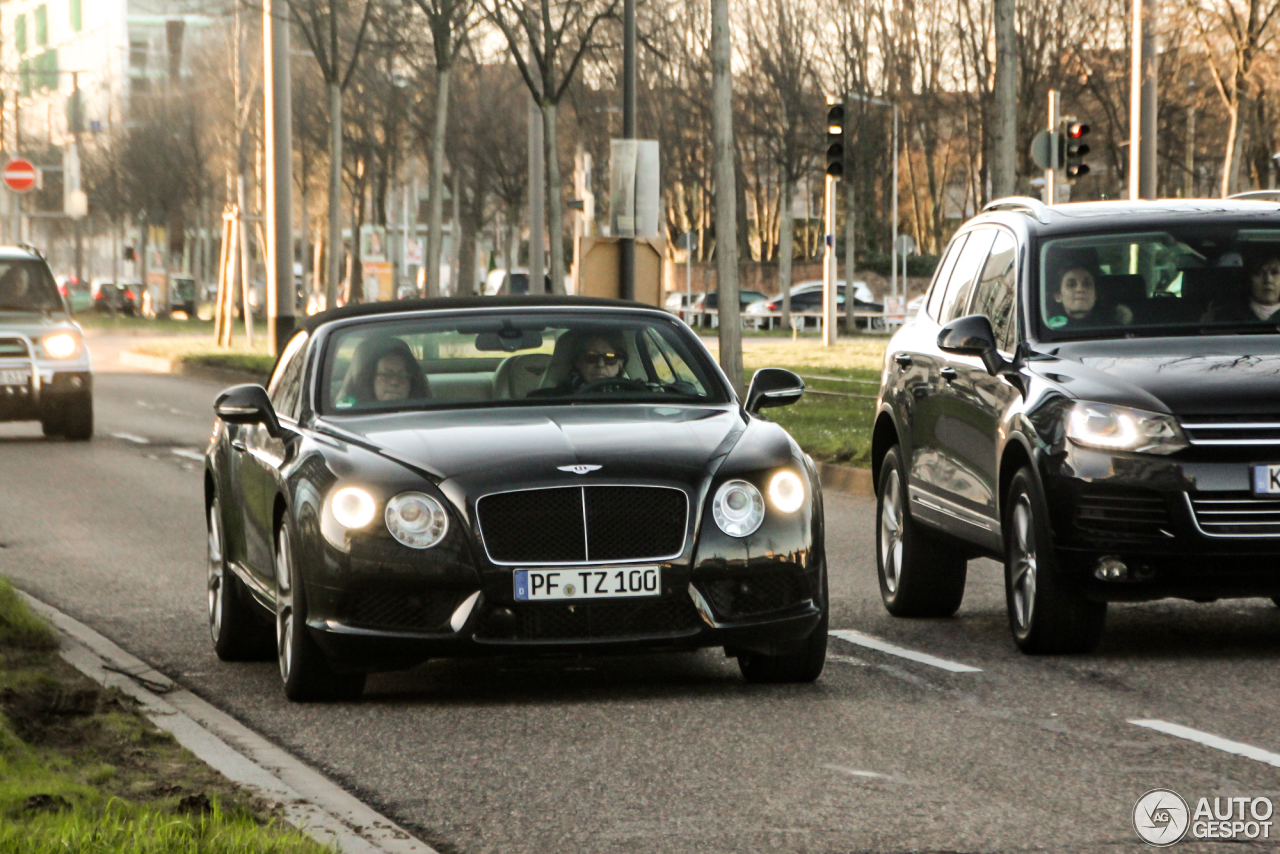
left=3, top=159, right=37, bottom=193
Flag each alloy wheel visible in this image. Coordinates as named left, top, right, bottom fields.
left=880, top=469, right=904, bottom=593
left=1009, top=494, right=1037, bottom=632
left=207, top=502, right=224, bottom=642
left=275, top=527, right=295, bottom=684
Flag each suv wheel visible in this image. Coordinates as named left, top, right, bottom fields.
left=1004, top=467, right=1106, bottom=654
left=60, top=393, right=93, bottom=441
left=876, top=446, right=967, bottom=617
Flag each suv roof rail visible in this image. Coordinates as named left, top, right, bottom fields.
left=15, top=243, right=43, bottom=258
left=1227, top=190, right=1280, bottom=202
left=981, top=196, right=1053, bottom=224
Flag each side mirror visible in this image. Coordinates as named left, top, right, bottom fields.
left=745, top=368, right=805, bottom=414
left=214, top=384, right=287, bottom=438
left=938, top=314, right=1007, bottom=375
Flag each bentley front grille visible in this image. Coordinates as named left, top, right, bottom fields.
left=476, top=485, right=687, bottom=564
left=1189, top=492, right=1280, bottom=538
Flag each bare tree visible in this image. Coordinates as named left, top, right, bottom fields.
left=286, top=0, right=376, bottom=306
left=486, top=0, right=620, bottom=294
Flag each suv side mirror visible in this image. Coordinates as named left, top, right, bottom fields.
left=214, top=384, right=287, bottom=438
left=938, top=314, right=1008, bottom=375
left=745, top=368, right=805, bottom=414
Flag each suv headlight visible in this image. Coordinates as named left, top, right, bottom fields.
left=1065, top=401, right=1188, bottom=455
left=385, top=492, right=448, bottom=548
left=42, top=332, right=79, bottom=359
left=712, top=479, right=765, bottom=537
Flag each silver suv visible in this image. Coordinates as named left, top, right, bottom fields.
left=0, top=246, right=93, bottom=439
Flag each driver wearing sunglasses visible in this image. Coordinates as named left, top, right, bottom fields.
left=574, top=334, right=626, bottom=383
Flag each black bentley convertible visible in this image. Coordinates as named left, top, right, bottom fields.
left=204, top=297, right=827, bottom=700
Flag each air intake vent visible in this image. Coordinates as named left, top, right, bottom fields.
left=700, top=574, right=811, bottom=619
left=1074, top=486, right=1171, bottom=540
left=1190, top=492, right=1280, bottom=537
left=477, top=486, right=687, bottom=564
left=483, top=597, right=702, bottom=641
left=342, top=587, right=466, bottom=631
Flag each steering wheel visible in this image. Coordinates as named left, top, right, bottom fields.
left=576, top=377, right=649, bottom=395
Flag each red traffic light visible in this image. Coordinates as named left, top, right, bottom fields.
left=1067, top=122, right=1090, bottom=139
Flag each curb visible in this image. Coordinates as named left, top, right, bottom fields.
left=818, top=462, right=873, bottom=496
left=19, top=591, right=437, bottom=854
left=119, top=349, right=268, bottom=386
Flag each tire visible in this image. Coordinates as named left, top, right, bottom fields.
left=40, top=414, right=62, bottom=438
left=208, top=499, right=273, bottom=661
left=876, top=446, right=967, bottom=617
left=1272, top=597, right=1280, bottom=609
left=738, top=592, right=828, bottom=684
left=60, top=394, right=93, bottom=441
left=1004, top=467, right=1106, bottom=654
left=275, top=523, right=365, bottom=702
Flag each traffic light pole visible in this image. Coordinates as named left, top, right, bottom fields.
left=822, top=173, right=837, bottom=347
left=619, top=0, right=636, bottom=301
left=1045, top=89, right=1059, bottom=206
left=264, top=0, right=295, bottom=355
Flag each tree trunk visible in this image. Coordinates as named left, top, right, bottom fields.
left=1222, top=95, right=1247, bottom=197
left=425, top=66, right=450, bottom=298
left=778, top=169, right=793, bottom=328
left=326, top=80, right=343, bottom=310
left=991, top=0, right=1016, bottom=199
left=844, top=174, right=856, bottom=330
left=710, top=0, right=742, bottom=397
left=350, top=196, right=365, bottom=303
left=542, top=101, right=566, bottom=295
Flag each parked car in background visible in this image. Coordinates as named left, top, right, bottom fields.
left=168, top=276, right=198, bottom=316
left=664, top=291, right=702, bottom=313
left=91, top=280, right=137, bottom=315
left=56, top=275, right=92, bottom=314
left=747, top=281, right=885, bottom=328
left=690, top=290, right=768, bottom=312
left=484, top=269, right=552, bottom=296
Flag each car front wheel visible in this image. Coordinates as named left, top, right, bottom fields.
left=738, top=574, right=828, bottom=684
left=1004, top=467, right=1106, bottom=654
left=275, top=523, right=365, bottom=702
left=208, top=499, right=272, bottom=660
left=876, top=446, right=967, bottom=617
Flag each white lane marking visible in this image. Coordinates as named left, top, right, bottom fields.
left=826, top=653, right=869, bottom=667
left=824, top=764, right=888, bottom=779
left=829, top=629, right=983, bottom=673
left=111, top=432, right=150, bottom=444
left=1130, top=720, right=1280, bottom=769
left=171, top=449, right=204, bottom=462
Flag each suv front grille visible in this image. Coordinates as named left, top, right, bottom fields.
left=0, top=337, right=31, bottom=359
left=1190, top=492, right=1280, bottom=537
left=1181, top=415, right=1280, bottom=446
left=700, top=574, right=811, bottom=619
left=1073, top=486, right=1172, bottom=540
left=483, top=597, right=702, bottom=641
left=476, top=486, right=687, bottom=564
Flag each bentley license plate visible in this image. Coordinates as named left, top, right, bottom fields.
left=0, top=369, right=29, bottom=386
left=1252, top=464, right=1280, bottom=496
left=514, top=566, right=661, bottom=601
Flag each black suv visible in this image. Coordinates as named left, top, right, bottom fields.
left=873, top=197, right=1280, bottom=653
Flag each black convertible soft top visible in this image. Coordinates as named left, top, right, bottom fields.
left=302, top=295, right=656, bottom=333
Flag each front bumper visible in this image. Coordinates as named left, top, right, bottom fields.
left=1043, top=445, right=1280, bottom=600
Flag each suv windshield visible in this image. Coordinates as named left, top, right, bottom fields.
left=319, top=312, right=727, bottom=414
left=0, top=260, right=61, bottom=312
left=1038, top=226, right=1280, bottom=339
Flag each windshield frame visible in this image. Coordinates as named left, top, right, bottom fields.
left=1030, top=222, right=1280, bottom=343
left=310, top=306, right=734, bottom=417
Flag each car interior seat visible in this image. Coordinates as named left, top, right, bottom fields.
left=494, top=353, right=552, bottom=399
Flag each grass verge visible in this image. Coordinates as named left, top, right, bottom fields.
left=0, top=578, right=332, bottom=854
left=130, top=338, right=276, bottom=380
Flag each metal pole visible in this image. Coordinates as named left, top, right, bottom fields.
left=890, top=103, right=898, bottom=302
left=619, top=0, right=636, bottom=300
left=1139, top=0, right=1157, bottom=199
left=1185, top=106, right=1196, bottom=197
left=1046, top=89, right=1059, bottom=205
left=684, top=230, right=692, bottom=322
left=992, top=0, right=1017, bottom=199
left=822, top=174, right=837, bottom=347
left=264, top=0, right=294, bottom=354
left=528, top=96, right=544, bottom=293
left=1129, top=0, right=1142, bottom=201
left=72, top=73, right=82, bottom=288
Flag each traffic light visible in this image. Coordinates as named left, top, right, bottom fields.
left=825, top=104, right=845, bottom=178
left=1062, top=119, right=1091, bottom=180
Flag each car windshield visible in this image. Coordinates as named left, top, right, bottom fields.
left=319, top=311, right=728, bottom=414
left=0, top=260, right=61, bottom=312
left=1038, top=226, right=1280, bottom=339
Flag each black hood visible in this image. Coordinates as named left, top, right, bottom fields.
left=1036, top=335, right=1280, bottom=416
left=323, top=403, right=746, bottom=492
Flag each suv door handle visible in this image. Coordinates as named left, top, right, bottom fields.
left=940, top=367, right=958, bottom=381
left=894, top=353, right=913, bottom=368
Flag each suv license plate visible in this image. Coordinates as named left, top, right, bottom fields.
left=514, top=566, right=661, bottom=601
left=1252, top=464, right=1280, bottom=496
left=0, top=369, right=29, bottom=386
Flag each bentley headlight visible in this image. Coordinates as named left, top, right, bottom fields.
left=385, top=491, right=448, bottom=549
left=713, top=479, right=765, bottom=537
left=330, top=486, right=376, bottom=529
left=42, top=332, right=78, bottom=359
left=1065, top=401, right=1188, bottom=455
left=768, top=470, right=805, bottom=513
